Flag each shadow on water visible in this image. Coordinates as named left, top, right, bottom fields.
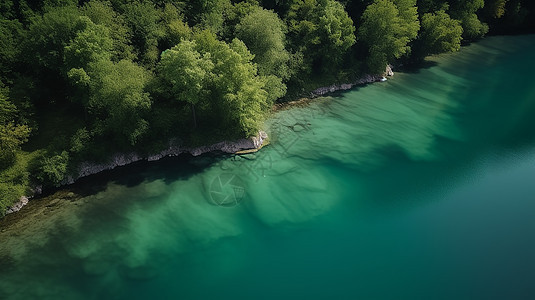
left=0, top=152, right=238, bottom=298
left=0, top=151, right=228, bottom=228
left=70, top=151, right=231, bottom=196
left=396, top=60, right=439, bottom=74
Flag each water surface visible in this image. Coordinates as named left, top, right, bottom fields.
left=1, top=35, right=535, bottom=299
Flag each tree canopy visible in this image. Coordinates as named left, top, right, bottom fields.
left=419, top=10, right=463, bottom=55
left=358, top=0, right=420, bottom=72
left=287, top=0, right=356, bottom=72
left=235, top=7, right=290, bottom=79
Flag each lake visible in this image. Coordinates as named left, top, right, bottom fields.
left=1, top=35, right=534, bottom=299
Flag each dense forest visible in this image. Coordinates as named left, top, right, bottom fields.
left=1, top=0, right=534, bottom=213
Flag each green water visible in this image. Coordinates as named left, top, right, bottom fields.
left=1, top=35, right=535, bottom=299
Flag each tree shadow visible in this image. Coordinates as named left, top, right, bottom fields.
left=397, top=60, right=439, bottom=74
left=67, top=152, right=231, bottom=198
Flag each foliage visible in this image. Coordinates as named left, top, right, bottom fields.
left=448, top=0, right=489, bottom=39
left=24, top=6, right=84, bottom=71
left=87, top=59, right=152, bottom=146
left=287, top=0, right=356, bottom=72
left=0, top=88, right=31, bottom=170
left=419, top=10, right=463, bottom=55
left=157, top=31, right=272, bottom=136
left=80, top=0, right=135, bottom=61
left=0, top=122, right=31, bottom=169
left=358, top=0, right=419, bottom=72
left=183, top=0, right=232, bottom=34
left=235, top=7, right=291, bottom=79
left=460, top=12, right=489, bottom=39
left=63, top=21, right=114, bottom=70
left=160, top=3, right=192, bottom=50
left=35, top=151, right=69, bottom=185
left=0, top=150, right=39, bottom=216
left=158, top=40, right=214, bottom=127
left=70, top=128, right=91, bottom=153
left=121, top=1, right=164, bottom=67
left=484, top=0, right=508, bottom=18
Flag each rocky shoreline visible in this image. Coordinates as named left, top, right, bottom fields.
left=4, top=131, right=268, bottom=216
left=309, top=65, right=393, bottom=97
left=4, top=65, right=394, bottom=216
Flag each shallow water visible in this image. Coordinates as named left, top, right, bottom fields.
left=1, top=35, right=535, bottom=299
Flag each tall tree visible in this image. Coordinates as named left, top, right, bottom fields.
left=81, top=0, right=135, bottom=61
left=418, top=10, right=463, bottom=56
left=235, top=7, right=291, bottom=80
left=287, top=0, right=356, bottom=73
left=448, top=0, right=488, bottom=40
left=157, top=30, right=272, bottom=136
left=158, top=40, right=214, bottom=128
left=24, top=6, right=84, bottom=71
left=63, top=21, right=113, bottom=70
left=87, top=59, right=152, bottom=146
left=121, top=1, right=164, bottom=67
left=358, top=0, right=419, bottom=72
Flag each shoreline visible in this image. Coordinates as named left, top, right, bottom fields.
left=4, top=131, right=268, bottom=216
left=273, top=67, right=391, bottom=112
left=3, top=68, right=391, bottom=217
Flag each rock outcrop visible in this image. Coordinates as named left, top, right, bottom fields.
left=5, top=196, right=29, bottom=214
left=385, top=64, right=394, bottom=77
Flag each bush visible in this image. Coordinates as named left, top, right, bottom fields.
left=36, top=151, right=70, bottom=186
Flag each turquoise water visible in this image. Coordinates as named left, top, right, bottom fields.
left=1, top=35, right=535, bottom=299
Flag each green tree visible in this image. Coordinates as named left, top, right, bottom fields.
left=416, top=0, right=449, bottom=14
left=0, top=88, right=31, bottom=169
left=448, top=0, right=488, bottom=40
left=24, top=6, right=83, bottom=71
left=392, top=0, right=420, bottom=40
left=35, top=151, right=69, bottom=185
left=160, top=3, right=192, bottom=50
left=235, top=7, right=291, bottom=79
left=460, top=12, right=489, bottom=39
left=63, top=20, right=113, bottom=70
left=158, top=40, right=214, bottom=128
left=287, top=0, right=356, bottom=72
left=158, top=31, right=272, bottom=136
left=484, top=0, right=508, bottom=18
left=419, top=10, right=463, bottom=55
left=122, top=1, right=164, bottom=67
left=183, top=0, right=232, bottom=34
left=81, top=0, right=135, bottom=61
left=358, top=0, right=419, bottom=72
left=0, top=0, right=15, bottom=19
left=204, top=34, right=271, bottom=136
left=87, top=59, right=152, bottom=146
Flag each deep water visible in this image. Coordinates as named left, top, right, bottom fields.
left=1, top=35, right=535, bottom=300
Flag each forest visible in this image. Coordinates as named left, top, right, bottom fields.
left=1, top=0, right=534, bottom=213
